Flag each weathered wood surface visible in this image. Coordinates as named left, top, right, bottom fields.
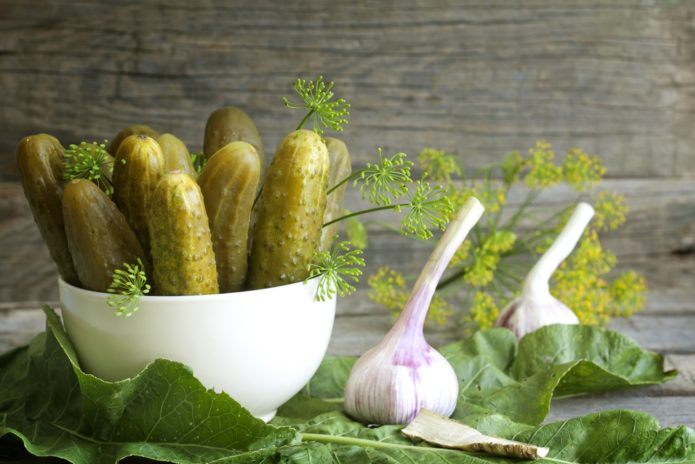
left=2, top=0, right=695, bottom=181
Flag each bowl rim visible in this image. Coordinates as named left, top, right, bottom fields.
left=58, top=275, right=325, bottom=303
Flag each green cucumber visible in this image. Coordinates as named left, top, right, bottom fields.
left=320, top=137, right=352, bottom=251
left=157, top=133, right=197, bottom=178
left=112, top=134, right=164, bottom=257
left=63, top=179, right=146, bottom=292
left=247, top=130, right=329, bottom=289
left=16, top=134, right=80, bottom=285
left=198, top=142, right=260, bottom=292
left=149, top=172, right=219, bottom=295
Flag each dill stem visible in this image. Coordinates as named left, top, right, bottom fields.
left=322, top=204, right=408, bottom=228
left=296, top=108, right=315, bottom=131
left=327, top=171, right=362, bottom=195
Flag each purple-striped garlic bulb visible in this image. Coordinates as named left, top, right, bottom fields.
left=496, top=202, right=595, bottom=339
left=344, top=198, right=485, bottom=425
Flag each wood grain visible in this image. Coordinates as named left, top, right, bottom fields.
left=2, top=0, right=695, bottom=181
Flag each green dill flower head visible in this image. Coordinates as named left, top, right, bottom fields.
left=345, top=214, right=368, bottom=250
left=524, top=139, right=563, bottom=189
left=358, top=149, right=413, bottom=206
left=417, top=147, right=462, bottom=185
left=308, top=240, right=365, bottom=302
left=465, top=291, right=500, bottom=331
left=283, top=75, right=350, bottom=135
left=593, top=191, right=628, bottom=231
left=563, top=147, right=605, bottom=191
left=401, top=179, right=453, bottom=240
left=63, top=140, right=114, bottom=195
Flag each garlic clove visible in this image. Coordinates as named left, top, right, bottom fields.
left=344, top=198, right=485, bottom=425
left=496, top=202, right=594, bottom=339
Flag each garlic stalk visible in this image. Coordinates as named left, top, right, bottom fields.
left=344, top=197, right=485, bottom=425
left=496, top=202, right=595, bottom=338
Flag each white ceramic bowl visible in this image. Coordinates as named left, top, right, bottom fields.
left=59, top=277, right=336, bottom=421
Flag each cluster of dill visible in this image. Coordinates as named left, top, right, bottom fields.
left=368, top=140, right=646, bottom=332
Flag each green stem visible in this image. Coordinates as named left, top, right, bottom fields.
left=301, top=433, right=422, bottom=451
left=327, top=171, right=362, bottom=196
left=296, top=109, right=315, bottom=131
left=437, top=266, right=468, bottom=289
left=506, top=189, right=541, bottom=230
left=323, top=204, right=408, bottom=228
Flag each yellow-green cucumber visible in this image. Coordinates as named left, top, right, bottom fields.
left=16, top=134, right=80, bottom=285
left=149, top=172, right=219, bottom=295
left=198, top=142, right=260, bottom=292
left=203, top=106, right=265, bottom=165
left=157, top=133, right=197, bottom=178
left=108, top=124, right=159, bottom=156
left=320, top=137, right=352, bottom=251
left=63, top=179, right=146, bottom=292
left=247, top=130, right=329, bottom=289
left=112, top=134, right=164, bottom=257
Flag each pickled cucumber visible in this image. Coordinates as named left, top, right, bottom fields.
left=198, top=142, right=260, bottom=292
left=112, top=134, right=164, bottom=257
left=203, top=106, right=265, bottom=164
left=108, top=124, right=159, bottom=156
left=16, top=134, right=80, bottom=285
left=247, top=130, right=329, bottom=289
left=157, top=133, right=197, bottom=178
left=149, top=172, right=218, bottom=295
left=320, top=137, right=352, bottom=251
left=63, top=179, right=146, bottom=292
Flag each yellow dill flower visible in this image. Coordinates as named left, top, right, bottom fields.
left=553, top=273, right=611, bottom=325
left=462, top=231, right=516, bottom=287
left=485, top=230, right=516, bottom=254
left=367, top=266, right=407, bottom=311
left=593, top=191, right=628, bottom=231
left=608, top=271, right=647, bottom=317
left=563, top=147, right=605, bottom=191
left=524, top=139, right=563, bottom=189
left=502, top=150, right=524, bottom=186
left=418, top=147, right=462, bottom=185
left=367, top=266, right=452, bottom=326
left=465, top=291, right=500, bottom=331
left=450, top=239, right=472, bottom=266
left=453, top=184, right=506, bottom=214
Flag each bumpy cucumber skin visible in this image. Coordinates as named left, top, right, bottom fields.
left=63, top=179, right=146, bottom=292
left=157, top=133, right=197, bottom=178
left=198, top=142, right=260, bottom=293
left=108, top=124, right=159, bottom=156
left=149, top=172, right=219, bottom=295
left=320, top=138, right=352, bottom=251
left=16, top=134, right=80, bottom=285
left=247, top=130, right=329, bottom=289
left=203, top=106, right=265, bottom=165
left=112, top=134, right=165, bottom=258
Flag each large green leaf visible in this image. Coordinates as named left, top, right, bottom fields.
left=289, top=325, right=676, bottom=426
left=0, top=306, right=298, bottom=463
left=1, top=310, right=688, bottom=464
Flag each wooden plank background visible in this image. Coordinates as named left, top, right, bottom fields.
left=1, top=0, right=694, bottom=438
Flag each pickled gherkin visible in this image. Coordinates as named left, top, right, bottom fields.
left=149, top=172, right=219, bottom=295
left=157, top=133, right=197, bottom=178
left=112, top=134, right=165, bottom=257
left=63, top=179, right=146, bottom=292
left=320, top=137, right=352, bottom=251
left=247, top=130, right=329, bottom=289
left=108, top=124, right=159, bottom=156
left=203, top=106, right=265, bottom=165
left=16, top=134, right=80, bottom=285
left=198, top=142, right=260, bottom=293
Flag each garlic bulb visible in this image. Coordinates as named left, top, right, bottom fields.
left=344, top=198, right=485, bottom=425
left=496, top=202, right=595, bottom=338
